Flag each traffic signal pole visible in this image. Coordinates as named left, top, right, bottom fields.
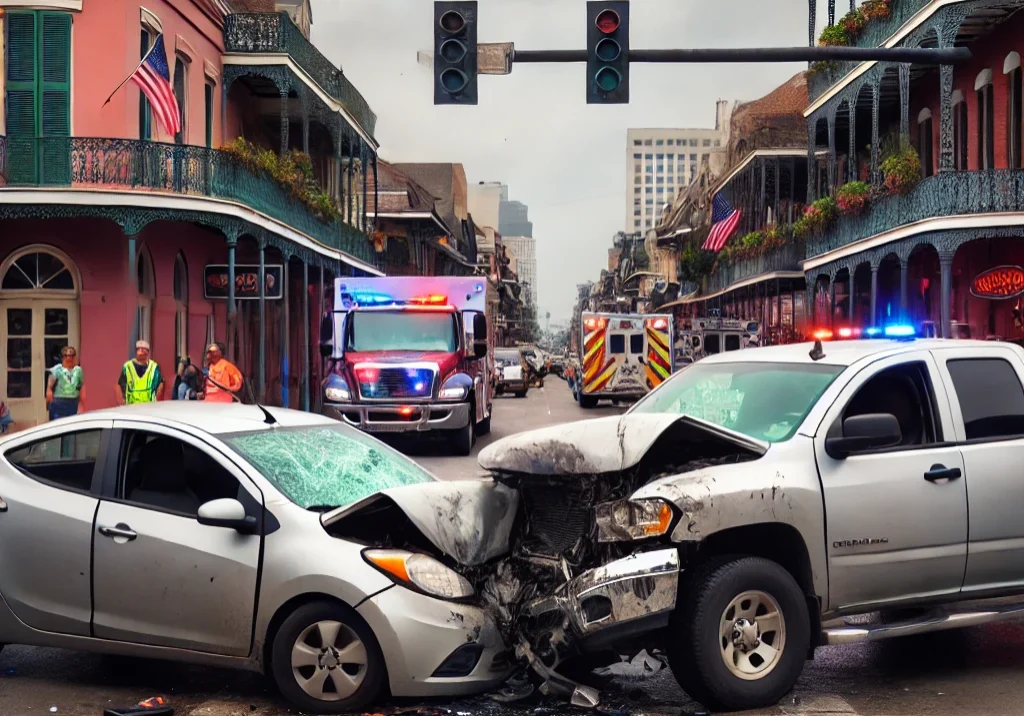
left=510, top=46, right=972, bottom=65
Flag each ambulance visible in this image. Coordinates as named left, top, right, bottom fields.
left=574, top=312, right=674, bottom=408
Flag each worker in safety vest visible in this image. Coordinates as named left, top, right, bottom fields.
left=115, top=340, right=165, bottom=405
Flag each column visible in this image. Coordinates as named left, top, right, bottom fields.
left=829, top=278, right=836, bottom=329
left=827, top=116, right=836, bottom=192
left=848, top=99, right=857, bottom=182
left=827, top=0, right=835, bottom=26
left=776, top=278, right=782, bottom=333
left=127, top=236, right=138, bottom=358
left=870, top=264, right=879, bottom=328
left=899, top=63, right=911, bottom=141
left=227, top=238, right=237, bottom=360
left=940, top=252, right=953, bottom=338
left=221, top=83, right=229, bottom=147
left=302, top=261, right=310, bottom=413
left=361, top=141, right=369, bottom=233
left=302, top=101, right=310, bottom=155
left=279, top=90, right=290, bottom=155
left=347, top=133, right=355, bottom=225
left=335, top=127, right=344, bottom=212
left=848, top=268, right=855, bottom=324
left=759, top=159, right=767, bottom=229
left=282, top=259, right=290, bottom=409
left=807, top=0, right=815, bottom=47
left=899, top=258, right=909, bottom=322
left=258, top=244, right=266, bottom=403
left=807, top=125, right=816, bottom=203
left=939, top=64, right=955, bottom=172
left=807, top=283, right=816, bottom=330
left=871, top=82, right=880, bottom=183
left=317, top=266, right=325, bottom=413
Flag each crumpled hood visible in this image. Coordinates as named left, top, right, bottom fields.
left=477, top=413, right=768, bottom=476
left=322, top=479, right=518, bottom=567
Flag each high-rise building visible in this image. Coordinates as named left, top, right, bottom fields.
left=503, top=236, right=537, bottom=306
left=626, top=100, right=733, bottom=233
left=469, top=182, right=537, bottom=306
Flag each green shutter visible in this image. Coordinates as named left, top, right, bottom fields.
left=6, top=11, right=38, bottom=183
left=204, top=82, right=213, bottom=148
left=39, top=12, right=72, bottom=185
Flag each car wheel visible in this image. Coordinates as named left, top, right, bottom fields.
left=578, top=393, right=598, bottom=409
left=515, top=390, right=527, bottom=398
left=668, top=556, right=809, bottom=712
left=450, top=405, right=475, bottom=456
left=270, top=601, right=386, bottom=714
left=477, top=412, right=492, bottom=435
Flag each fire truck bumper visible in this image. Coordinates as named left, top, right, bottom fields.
left=323, top=402, right=471, bottom=434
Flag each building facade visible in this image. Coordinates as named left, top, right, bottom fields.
left=0, top=0, right=381, bottom=429
left=502, top=235, right=536, bottom=307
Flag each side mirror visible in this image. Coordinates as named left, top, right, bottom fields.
left=197, top=498, right=257, bottom=533
left=473, top=313, right=488, bottom=359
left=825, top=413, right=902, bottom=459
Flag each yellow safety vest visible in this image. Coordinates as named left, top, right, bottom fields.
left=124, top=361, right=158, bottom=404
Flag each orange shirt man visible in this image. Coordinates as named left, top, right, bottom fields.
left=201, top=342, right=244, bottom=403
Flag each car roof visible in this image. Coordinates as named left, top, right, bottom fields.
left=699, top=339, right=1014, bottom=368
left=42, top=402, right=335, bottom=436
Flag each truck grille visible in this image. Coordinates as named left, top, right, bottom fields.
left=356, top=367, right=436, bottom=400
left=520, top=481, right=592, bottom=556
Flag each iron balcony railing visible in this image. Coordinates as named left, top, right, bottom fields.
left=0, top=135, right=374, bottom=263
left=807, top=169, right=1024, bottom=259
left=704, top=240, right=805, bottom=295
left=224, top=12, right=377, bottom=136
left=807, top=0, right=932, bottom=101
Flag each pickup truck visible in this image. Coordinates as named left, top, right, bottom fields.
left=459, top=334, right=1024, bottom=711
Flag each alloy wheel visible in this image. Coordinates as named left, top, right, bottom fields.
left=291, top=620, right=369, bottom=701
left=719, top=589, right=786, bottom=681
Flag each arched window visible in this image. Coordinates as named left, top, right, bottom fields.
left=173, top=253, right=188, bottom=365
left=137, top=248, right=155, bottom=345
left=1, top=251, right=75, bottom=291
left=1006, top=53, right=1022, bottom=169
left=976, top=69, right=995, bottom=170
left=918, top=108, right=934, bottom=178
left=952, top=90, right=968, bottom=171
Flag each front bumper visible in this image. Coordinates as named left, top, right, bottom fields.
left=357, top=586, right=511, bottom=698
left=323, top=401, right=470, bottom=433
left=526, top=548, right=680, bottom=649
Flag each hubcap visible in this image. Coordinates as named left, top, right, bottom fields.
left=291, top=620, right=368, bottom=701
left=719, top=590, right=785, bottom=681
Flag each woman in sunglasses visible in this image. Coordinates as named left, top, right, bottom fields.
left=46, top=346, right=85, bottom=420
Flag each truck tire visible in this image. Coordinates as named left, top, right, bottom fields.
left=477, top=411, right=492, bottom=436
left=667, top=556, right=810, bottom=712
left=450, top=405, right=475, bottom=456
left=515, top=390, right=527, bottom=398
left=578, top=392, right=598, bottom=409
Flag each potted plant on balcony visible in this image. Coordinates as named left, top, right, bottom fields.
left=881, top=143, right=923, bottom=196
left=836, top=181, right=873, bottom=215
left=802, top=196, right=839, bottom=235
left=861, top=0, right=892, bottom=21
left=840, top=9, right=867, bottom=38
left=818, top=24, right=850, bottom=47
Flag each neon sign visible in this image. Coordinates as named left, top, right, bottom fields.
left=971, top=265, right=1024, bottom=300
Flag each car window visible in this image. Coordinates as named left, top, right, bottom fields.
left=225, top=423, right=435, bottom=511
left=945, top=358, right=1024, bottom=441
left=630, top=334, right=644, bottom=353
left=610, top=334, right=626, bottom=354
left=704, top=334, right=721, bottom=354
left=842, top=362, right=941, bottom=448
left=5, top=429, right=101, bottom=494
left=725, top=334, right=741, bottom=352
left=118, top=431, right=242, bottom=516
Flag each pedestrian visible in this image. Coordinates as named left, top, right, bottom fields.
left=173, top=355, right=203, bottom=400
left=46, top=345, right=85, bottom=420
left=200, top=342, right=243, bottom=403
left=116, top=340, right=165, bottom=405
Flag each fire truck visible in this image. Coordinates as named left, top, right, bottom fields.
left=573, top=311, right=674, bottom=408
left=319, top=277, right=494, bottom=455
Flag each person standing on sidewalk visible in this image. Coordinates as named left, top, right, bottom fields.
left=116, top=340, right=165, bottom=405
left=46, top=346, right=85, bottom=420
left=200, top=342, right=243, bottom=403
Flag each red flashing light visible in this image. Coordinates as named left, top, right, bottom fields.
left=813, top=329, right=833, bottom=341
left=356, top=367, right=380, bottom=383
left=598, top=318, right=608, bottom=329
left=596, top=9, right=620, bottom=33
left=649, top=318, right=668, bottom=330
left=399, top=407, right=414, bottom=417
left=585, top=319, right=597, bottom=329
left=838, top=328, right=853, bottom=339
left=410, top=294, right=448, bottom=305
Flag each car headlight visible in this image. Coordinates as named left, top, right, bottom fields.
left=595, top=499, right=674, bottom=543
left=363, top=549, right=475, bottom=600
left=439, top=373, right=473, bottom=401
left=324, top=374, right=351, bottom=402
left=439, top=386, right=468, bottom=400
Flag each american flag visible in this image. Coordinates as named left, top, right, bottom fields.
left=702, top=193, right=742, bottom=252
left=121, top=34, right=181, bottom=137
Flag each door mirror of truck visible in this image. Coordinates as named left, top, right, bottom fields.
left=825, top=413, right=903, bottom=459
left=473, top=313, right=488, bottom=359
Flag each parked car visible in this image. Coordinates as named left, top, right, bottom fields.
left=0, top=403, right=510, bottom=713
left=494, top=348, right=529, bottom=398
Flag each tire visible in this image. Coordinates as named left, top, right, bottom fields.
left=578, top=392, right=598, bottom=409
left=270, top=600, right=387, bottom=714
left=450, top=405, right=475, bottom=456
left=667, top=556, right=810, bottom=712
left=477, top=411, right=492, bottom=436
left=515, top=391, right=527, bottom=398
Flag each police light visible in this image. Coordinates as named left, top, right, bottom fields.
left=353, top=292, right=393, bottom=305
left=648, top=317, right=668, bottom=330
left=410, top=294, right=448, bottom=305
left=864, top=327, right=883, bottom=337
left=434, top=2, right=478, bottom=105
left=812, top=329, right=833, bottom=340
left=837, top=327, right=861, bottom=339
left=883, top=324, right=916, bottom=338
left=587, top=1, right=630, bottom=104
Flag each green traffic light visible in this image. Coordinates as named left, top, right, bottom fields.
left=440, top=67, right=469, bottom=93
left=595, top=66, right=621, bottom=92
left=595, top=38, right=621, bottom=62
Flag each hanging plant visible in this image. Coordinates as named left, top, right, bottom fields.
left=818, top=24, right=850, bottom=47
left=835, top=181, right=873, bottom=215
left=881, top=143, right=923, bottom=195
left=840, top=9, right=867, bottom=37
left=861, top=0, right=892, bottom=21
left=802, top=196, right=839, bottom=235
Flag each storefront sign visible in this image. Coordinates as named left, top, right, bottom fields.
left=971, top=265, right=1024, bottom=300
left=204, top=265, right=284, bottom=300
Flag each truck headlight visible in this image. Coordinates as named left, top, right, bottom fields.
left=595, top=499, right=674, bottom=543
left=440, top=386, right=468, bottom=400
left=439, top=373, right=473, bottom=401
left=363, top=549, right=475, bottom=600
left=324, top=374, right=351, bottom=402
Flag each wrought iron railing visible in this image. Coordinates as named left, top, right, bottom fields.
left=806, top=169, right=1024, bottom=258
left=0, top=135, right=374, bottom=263
left=223, top=12, right=377, bottom=136
left=704, top=240, right=805, bottom=295
left=807, top=0, right=934, bottom=101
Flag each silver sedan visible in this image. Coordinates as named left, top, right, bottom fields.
left=0, top=403, right=510, bottom=713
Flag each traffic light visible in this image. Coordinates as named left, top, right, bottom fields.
left=586, top=1, right=630, bottom=104
left=434, top=2, right=478, bottom=105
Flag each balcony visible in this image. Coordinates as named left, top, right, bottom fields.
left=807, top=0, right=932, bottom=102
left=0, top=136, right=374, bottom=263
left=704, top=239, right=805, bottom=295
left=806, top=170, right=1024, bottom=259
left=223, top=12, right=377, bottom=136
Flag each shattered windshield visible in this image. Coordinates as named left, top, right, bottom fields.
left=225, top=424, right=436, bottom=510
left=630, top=362, right=843, bottom=442
left=347, top=311, right=457, bottom=352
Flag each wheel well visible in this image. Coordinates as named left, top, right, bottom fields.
left=260, top=593, right=356, bottom=675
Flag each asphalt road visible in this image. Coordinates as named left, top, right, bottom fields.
left=4, top=380, right=1024, bottom=716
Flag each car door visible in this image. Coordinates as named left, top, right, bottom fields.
left=932, top=346, right=1024, bottom=593
left=815, top=352, right=967, bottom=611
left=0, top=421, right=111, bottom=636
left=91, top=422, right=262, bottom=656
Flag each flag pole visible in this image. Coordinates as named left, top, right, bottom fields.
left=101, top=37, right=159, bottom=107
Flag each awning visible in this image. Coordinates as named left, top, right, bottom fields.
left=658, top=289, right=700, bottom=310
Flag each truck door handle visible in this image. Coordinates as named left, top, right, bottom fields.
left=924, top=465, right=962, bottom=482
left=99, top=524, right=138, bottom=541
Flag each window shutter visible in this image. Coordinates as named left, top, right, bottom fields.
left=39, top=12, right=72, bottom=185
left=6, top=12, right=38, bottom=183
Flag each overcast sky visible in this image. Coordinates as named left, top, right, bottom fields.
left=313, top=1, right=834, bottom=324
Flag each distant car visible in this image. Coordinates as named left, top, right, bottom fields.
left=0, top=403, right=510, bottom=713
left=494, top=348, right=529, bottom=398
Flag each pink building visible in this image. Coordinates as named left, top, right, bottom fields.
left=0, top=0, right=381, bottom=429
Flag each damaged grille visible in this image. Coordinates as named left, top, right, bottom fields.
left=520, top=481, right=593, bottom=556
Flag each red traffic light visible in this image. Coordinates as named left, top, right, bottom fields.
left=439, top=9, right=466, bottom=34
left=595, top=9, right=621, bottom=34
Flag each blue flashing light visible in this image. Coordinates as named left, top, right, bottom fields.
left=883, top=324, right=916, bottom=338
left=353, top=291, right=394, bottom=305
left=475, top=283, right=484, bottom=293
left=864, top=327, right=882, bottom=337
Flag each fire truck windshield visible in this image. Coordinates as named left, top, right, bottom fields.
left=346, top=310, right=458, bottom=352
